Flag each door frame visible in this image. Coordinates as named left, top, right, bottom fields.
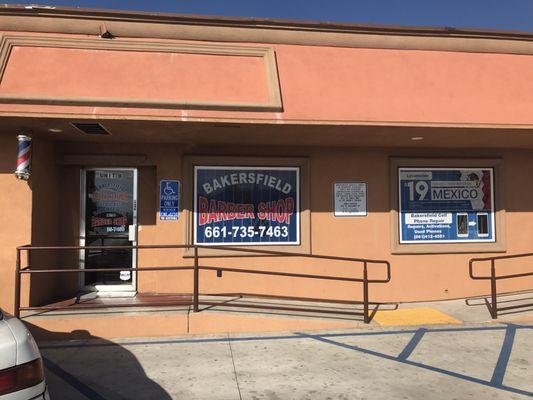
left=79, top=167, right=138, bottom=294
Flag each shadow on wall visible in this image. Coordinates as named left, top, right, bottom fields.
left=0, top=135, right=16, bottom=173
left=26, top=323, right=172, bottom=400
left=27, top=138, right=63, bottom=308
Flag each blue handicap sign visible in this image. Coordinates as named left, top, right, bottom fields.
left=160, top=180, right=180, bottom=220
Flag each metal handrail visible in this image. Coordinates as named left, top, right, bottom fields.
left=15, top=244, right=391, bottom=323
left=469, top=253, right=533, bottom=319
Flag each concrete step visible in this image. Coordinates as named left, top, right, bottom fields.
left=22, top=295, right=372, bottom=341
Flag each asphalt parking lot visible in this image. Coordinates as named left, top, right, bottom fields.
left=41, top=323, right=532, bottom=400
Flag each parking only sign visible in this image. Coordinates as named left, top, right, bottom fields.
left=160, top=180, right=180, bottom=220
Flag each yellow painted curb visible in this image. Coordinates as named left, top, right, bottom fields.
left=373, top=307, right=462, bottom=326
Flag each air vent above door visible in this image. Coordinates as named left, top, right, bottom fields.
left=71, top=122, right=111, bottom=135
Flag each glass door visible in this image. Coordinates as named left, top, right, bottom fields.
left=80, top=168, right=138, bottom=293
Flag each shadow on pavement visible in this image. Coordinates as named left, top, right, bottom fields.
left=466, top=290, right=533, bottom=319
left=26, top=323, right=172, bottom=400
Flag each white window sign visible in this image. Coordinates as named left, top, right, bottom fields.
left=333, top=182, right=367, bottom=217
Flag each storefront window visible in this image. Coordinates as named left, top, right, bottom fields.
left=398, top=167, right=495, bottom=244
left=193, top=166, right=300, bottom=245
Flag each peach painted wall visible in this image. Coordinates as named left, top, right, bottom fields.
left=2, top=140, right=529, bottom=311
left=3, top=29, right=533, bottom=311
left=0, top=46, right=270, bottom=104
left=2, top=33, right=533, bottom=126
left=27, top=138, right=62, bottom=306
left=181, top=145, right=533, bottom=303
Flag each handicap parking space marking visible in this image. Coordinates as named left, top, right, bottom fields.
left=296, top=324, right=533, bottom=398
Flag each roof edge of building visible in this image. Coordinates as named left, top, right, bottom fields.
left=2, top=4, right=533, bottom=53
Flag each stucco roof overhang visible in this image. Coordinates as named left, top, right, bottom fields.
left=2, top=4, right=533, bottom=148
left=2, top=116, right=533, bottom=149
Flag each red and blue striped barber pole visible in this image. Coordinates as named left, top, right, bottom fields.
left=15, top=134, right=32, bottom=180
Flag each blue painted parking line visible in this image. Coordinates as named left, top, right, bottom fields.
left=491, top=324, right=517, bottom=386
left=40, top=323, right=533, bottom=350
left=296, top=331, right=533, bottom=398
left=397, top=328, right=427, bottom=360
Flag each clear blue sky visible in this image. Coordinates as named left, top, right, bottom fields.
left=5, top=0, right=533, bottom=33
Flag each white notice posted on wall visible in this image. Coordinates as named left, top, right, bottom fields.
left=333, top=182, right=367, bottom=217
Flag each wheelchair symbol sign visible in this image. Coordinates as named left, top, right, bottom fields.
left=160, top=180, right=180, bottom=220
left=163, top=182, right=176, bottom=196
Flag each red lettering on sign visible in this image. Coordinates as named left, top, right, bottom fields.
left=257, top=202, right=266, bottom=220
left=198, top=198, right=258, bottom=225
left=217, top=201, right=227, bottom=221
left=266, top=201, right=277, bottom=221
left=277, top=200, right=285, bottom=223
left=113, top=217, right=127, bottom=226
left=285, top=197, right=294, bottom=225
left=257, top=197, right=295, bottom=225
left=245, top=204, right=255, bottom=219
left=209, top=200, right=218, bottom=224
left=199, top=197, right=209, bottom=225
left=227, top=203, right=236, bottom=220
left=91, top=217, right=112, bottom=228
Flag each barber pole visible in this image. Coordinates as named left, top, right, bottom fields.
left=15, top=134, right=32, bottom=180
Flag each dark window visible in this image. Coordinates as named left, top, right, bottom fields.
left=477, top=213, right=489, bottom=236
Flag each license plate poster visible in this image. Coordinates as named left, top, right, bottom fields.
left=194, top=166, right=300, bottom=245
left=399, top=168, right=495, bottom=243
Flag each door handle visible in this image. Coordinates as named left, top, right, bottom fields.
left=128, top=225, right=137, bottom=242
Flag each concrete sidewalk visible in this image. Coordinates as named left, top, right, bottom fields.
left=372, top=290, right=533, bottom=326
left=30, top=292, right=533, bottom=398
left=41, top=323, right=533, bottom=399
left=24, top=290, right=533, bottom=341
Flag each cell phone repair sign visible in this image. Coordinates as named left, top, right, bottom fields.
left=194, top=166, right=299, bottom=245
left=398, top=168, right=495, bottom=243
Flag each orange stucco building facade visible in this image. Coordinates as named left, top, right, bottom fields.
left=1, top=6, right=533, bottom=318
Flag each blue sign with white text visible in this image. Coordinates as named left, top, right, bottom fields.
left=399, top=168, right=495, bottom=243
left=160, top=180, right=180, bottom=220
left=194, top=166, right=299, bottom=245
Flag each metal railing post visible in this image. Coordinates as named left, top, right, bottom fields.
left=193, top=246, right=199, bottom=312
left=490, top=259, right=497, bottom=319
left=14, top=248, right=21, bottom=318
left=363, top=262, right=369, bottom=323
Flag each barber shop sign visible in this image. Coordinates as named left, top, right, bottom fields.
left=194, top=166, right=300, bottom=245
